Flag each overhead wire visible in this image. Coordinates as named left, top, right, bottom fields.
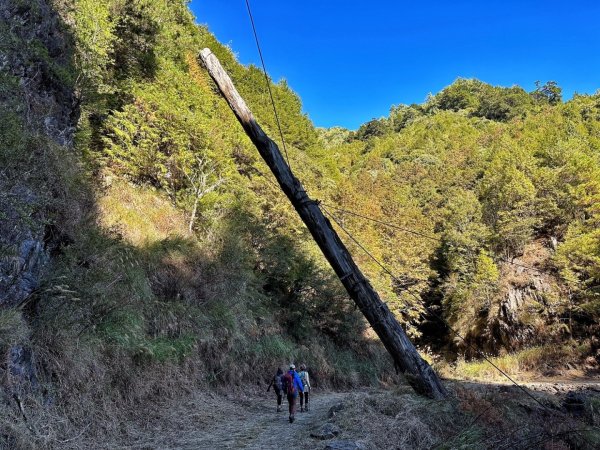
left=251, top=170, right=573, bottom=299
left=238, top=5, right=598, bottom=443
left=322, top=202, right=441, bottom=243
left=250, top=172, right=562, bottom=284
left=321, top=202, right=552, bottom=276
left=244, top=0, right=292, bottom=170
left=322, top=205, right=558, bottom=411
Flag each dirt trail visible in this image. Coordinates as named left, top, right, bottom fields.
left=104, top=380, right=599, bottom=450
left=124, top=391, right=348, bottom=450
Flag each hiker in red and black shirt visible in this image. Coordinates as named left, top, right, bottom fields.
left=266, top=367, right=284, bottom=412
left=282, top=364, right=304, bottom=423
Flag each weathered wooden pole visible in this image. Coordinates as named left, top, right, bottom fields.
left=199, top=48, right=447, bottom=399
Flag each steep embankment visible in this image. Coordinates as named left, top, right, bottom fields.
left=0, top=0, right=79, bottom=402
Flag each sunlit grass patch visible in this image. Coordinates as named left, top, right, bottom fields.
left=98, top=178, right=191, bottom=246
left=439, top=343, right=591, bottom=381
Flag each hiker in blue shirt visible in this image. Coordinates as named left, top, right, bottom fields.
left=282, top=364, right=304, bottom=423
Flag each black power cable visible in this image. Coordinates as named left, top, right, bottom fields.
left=322, top=206, right=555, bottom=411
left=244, top=0, right=292, bottom=170
left=321, top=202, right=554, bottom=275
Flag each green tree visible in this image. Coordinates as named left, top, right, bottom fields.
left=353, top=118, right=391, bottom=141
left=430, top=78, right=484, bottom=112
left=474, top=85, right=532, bottom=121
left=531, top=80, right=562, bottom=105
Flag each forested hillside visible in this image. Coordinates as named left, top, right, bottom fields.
left=0, top=0, right=599, bottom=447
left=323, top=79, right=600, bottom=364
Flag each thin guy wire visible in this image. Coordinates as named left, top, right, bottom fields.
left=252, top=165, right=280, bottom=189
left=322, top=206, right=556, bottom=412
left=244, top=0, right=292, bottom=170
left=321, top=202, right=548, bottom=275
left=321, top=202, right=442, bottom=242
left=252, top=165, right=547, bottom=276
left=234, top=16, right=600, bottom=443
left=321, top=205, right=409, bottom=287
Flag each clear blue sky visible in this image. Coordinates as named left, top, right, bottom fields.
left=189, top=1, right=600, bottom=130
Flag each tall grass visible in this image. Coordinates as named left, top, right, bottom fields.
left=440, top=343, right=591, bottom=381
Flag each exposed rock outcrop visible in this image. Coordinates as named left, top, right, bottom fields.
left=494, top=273, right=553, bottom=349
left=0, top=0, right=78, bottom=403
left=311, top=422, right=341, bottom=440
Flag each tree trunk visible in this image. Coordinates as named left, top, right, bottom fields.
left=189, top=191, right=199, bottom=233
left=198, top=48, right=447, bottom=399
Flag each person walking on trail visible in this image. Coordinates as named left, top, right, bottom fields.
left=266, top=367, right=284, bottom=412
left=283, top=364, right=304, bottom=423
left=298, top=364, right=311, bottom=412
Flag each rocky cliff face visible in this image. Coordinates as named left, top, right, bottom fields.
left=0, top=0, right=77, bottom=305
left=0, top=0, right=78, bottom=399
left=495, top=273, right=553, bottom=348
left=455, top=242, right=569, bottom=357
left=484, top=242, right=567, bottom=353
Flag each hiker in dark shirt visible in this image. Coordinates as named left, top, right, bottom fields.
left=283, top=364, right=304, bottom=423
left=266, top=367, right=284, bottom=412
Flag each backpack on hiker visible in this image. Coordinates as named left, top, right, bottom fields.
left=282, top=372, right=296, bottom=396
left=274, top=374, right=283, bottom=393
left=299, top=370, right=308, bottom=389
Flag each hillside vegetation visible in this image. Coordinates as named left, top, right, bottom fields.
left=66, top=0, right=600, bottom=361
left=0, top=0, right=599, bottom=447
left=325, top=78, right=600, bottom=361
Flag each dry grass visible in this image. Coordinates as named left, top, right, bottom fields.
left=329, top=385, right=600, bottom=450
left=98, top=177, right=192, bottom=246
left=0, top=309, right=29, bottom=350
left=4, top=383, right=599, bottom=449
left=438, top=343, right=592, bottom=381
left=330, top=388, right=461, bottom=449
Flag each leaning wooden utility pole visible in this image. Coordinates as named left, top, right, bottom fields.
left=199, top=48, right=447, bottom=399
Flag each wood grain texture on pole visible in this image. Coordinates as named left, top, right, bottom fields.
left=198, top=48, right=447, bottom=399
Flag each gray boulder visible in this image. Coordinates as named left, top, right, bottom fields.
left=311, top=423, right=341, bottom=440
left=328, top=402, right=345, bottom=418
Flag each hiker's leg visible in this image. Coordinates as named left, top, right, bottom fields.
left=299, top=392, right=304, bottom=410
left=276, top=392, right=282, bottom=411
left=305, top=391, right=309, bottom=409
left=288, top=394, right=297, bottom=421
